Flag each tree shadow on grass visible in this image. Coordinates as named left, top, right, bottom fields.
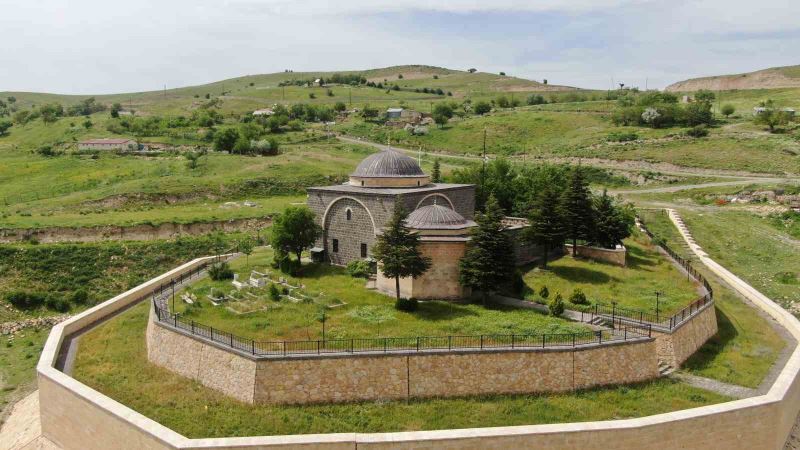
left=546, top=265, right=617, bottom=285
left=413, top=301, right=480, bottom=322
left=681, top=307, right=737, bottom=372
left=625, top=244, right=659, bottom=270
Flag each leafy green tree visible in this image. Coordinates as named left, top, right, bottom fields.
left=431, top=158, right=441, bottom=183
left=213, top=128, right=239, bottom=152
left=110, top=103, right=122, bottom=118
left=524, top=186, right=566, bottom=269
left=371, top=204, right=431, bottom=301
left=333, top=101, right=346, bottom=112
left=361, top=104, right=379, bottom=120
left=496, top=96, right=510, bottom=108
left=590, top=190, right=634, bottom=249
left=683, top=102, right=713, bottom=126
left=473, top=101, right=491, bottom=115
left=721, top=104, right=735, bottom=118
left=560, top=167, right=594, bottom=256
left=39, top=103, right=63, bottom=125
left=184, top=149, right=206, bottom=170
left=232, top=136, right=251, bottom=154
left=459, top=196, right=515, bottom=304
left=237, top=235, right=255, bottom=267
left=270, top=206, right=322, bottom=264
left=433, top=103, right=453, bottom=119
left=754, top=102, right=792, bottom=133
left=433, top=112, right=449, bottom=128
left=0, top=119, right=11, bottom=136
left=694, top=90, right=715, bottom=105
left=13, top=110, right=30, bottom=125
left=83, top=118, right=93, bottom=129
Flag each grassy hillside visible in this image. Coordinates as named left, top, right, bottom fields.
left=666, top=65, right=800, bottom=92
left=1, top=65, right=575, bottom=116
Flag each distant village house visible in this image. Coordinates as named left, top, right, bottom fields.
left=78, top=138, right=138, bottom=151
left=252, top=108, right=274, bottom=116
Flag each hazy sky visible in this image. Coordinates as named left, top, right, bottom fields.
left=1, top=0, right=798, bottom=94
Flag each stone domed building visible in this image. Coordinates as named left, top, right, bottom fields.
left=307, top=149, right=537, bottom=299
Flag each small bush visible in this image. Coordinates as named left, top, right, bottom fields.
left=539, top=286, right=549, bottom=299
left=6, top=291, right=46, bottom=310
left=268, top=284, right=281, bottom=301
left=346, top=260, right=372, bottom=279
left=569, top=288, right=589, bottom=305
left=685, top=124, right=709, bottom=138
left=395, top=297, right=419, bottom=312
left=607, top=131, right=638, bottom=142
left=70, top=289, right=89, bottom=305
left=548, top=293, right=565, bottom=317
left=208, top=262, right=234, bottom=280
left=45, top=296, right=71, bottom=312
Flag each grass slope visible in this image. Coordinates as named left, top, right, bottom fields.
left=174, top=247, right=587, bottom=341
left=522, top=230, right=699, bottom=316
left=72, top=300, right=729, bottom=438
left=638, top=209, right=786, bottom=387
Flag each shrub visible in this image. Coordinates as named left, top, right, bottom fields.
left=569, top=288, right=589, bottom=305
left=539, top=286, right=549, bottom=299
left=685, top=124, right=709, bottom=138
left=395, top=297, right=419, bottom=312
left=268, top=283, right=281, bottom=301
left=548, top=293, right=565, bottom=316
left=208, top=262, right=234, bottom=280
left=70, top=289, right=89, bottom=305
left=473, top=101, right=491, bottom=115
left=346, top=260, right=372, bottom=278
left=607, top=131, right=638, bottom=142
left=6, top=291, right=46, bottom=310
left=45, top=296, right=71, bottom=312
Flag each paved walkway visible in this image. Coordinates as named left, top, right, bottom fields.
left=0, top=392, right=57, bottom=450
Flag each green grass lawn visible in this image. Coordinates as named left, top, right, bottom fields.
left=72, top=300, right=730, bottom=438
left=521, top=230, right=699, bottom=316
left=173, top=247, right=587, bottom=341
left=638, top=209, right=786, bottom=388
left=0, top=327, right=49, bottom=423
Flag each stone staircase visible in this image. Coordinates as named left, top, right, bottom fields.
left=658, top=360, right=676, bottom=376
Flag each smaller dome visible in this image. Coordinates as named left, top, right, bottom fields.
left=405, top=204, right=469, bottom=230
left=352, top=150, right=425, bottom=178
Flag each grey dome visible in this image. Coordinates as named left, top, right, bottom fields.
left=405, top=204, right=471, bottom=230
left=352, top=150, right=425, bottom=178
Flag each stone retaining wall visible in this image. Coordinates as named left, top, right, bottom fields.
left=653, top=302, right=718, bottom=367
left=148, top=314, right=658, bottom=405
left=564, top=243, right=627, bottom=266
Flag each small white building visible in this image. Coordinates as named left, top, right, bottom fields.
left=78, top=138, right=138, bottom=151
left=753, top=107, right=796, bottom=117
left=386, top=108, right=403, bottom=119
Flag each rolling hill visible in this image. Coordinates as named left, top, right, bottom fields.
left=666, top=65, right=800, bottom=92
left=1, top=65, right=576, bottom=114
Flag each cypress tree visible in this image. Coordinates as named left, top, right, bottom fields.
left=524, top=186, right=566, bottom=269
left=431, top=158, right=441, bottom=183
left=459, top=196, right=515, bottom=304
left=561, top=167, right=594, bottom=256
left=372, top=203, right=432, bottom=301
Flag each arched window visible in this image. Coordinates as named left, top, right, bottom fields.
left=346, top=209, right=352, bottom=221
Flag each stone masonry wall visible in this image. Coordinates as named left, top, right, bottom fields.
left=147, top=313, right=657, bottom=405
left=322, top=197, right=376, bottom=266
left=376, top=240, right=469, bottom=299
left=564, top=243, right=627, bottom=267
left=147, top=312, right=256, bottom=403
left=653, top=303, right=718, bottom=367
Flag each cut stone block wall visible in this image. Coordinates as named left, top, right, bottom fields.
left=564, top=243, right=627, bottom=267
left=375, top=240, right=469, bottom=299
left=653, top=302, right=718, bottom=367
left=148, top=314, right=658, bottom=405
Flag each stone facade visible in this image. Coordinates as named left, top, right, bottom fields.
left=376, top=239, right=470, bottom=299
left=653, top=302, right=718, bottom=367
left=307, top=184, right=475, bottom=266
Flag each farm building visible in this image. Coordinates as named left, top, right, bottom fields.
left=386, top=108, right=403, bottom=119
left=78, top=138, right=138, bottom=151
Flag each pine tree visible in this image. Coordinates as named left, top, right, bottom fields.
left=524, top=186, right=566, bottom=269
left=561, top=167, right=594, bottom=256
left=459, top=196, right=515, bottom=304
left=372, top=203, right=432, bottom=301
left=431, top=158, right=441, bottom=183
left=591, top=190, right=634, bottom=249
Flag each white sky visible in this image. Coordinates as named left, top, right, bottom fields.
left=1, top=0, right=798, bottom=94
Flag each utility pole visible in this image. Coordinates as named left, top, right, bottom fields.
left=348, top=88, right=352, bottom=106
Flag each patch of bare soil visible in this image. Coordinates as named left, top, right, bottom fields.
left=666, top=66, right=800, bottom=92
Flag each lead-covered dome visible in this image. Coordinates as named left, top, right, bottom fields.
left=352, top=150, right=425, bottom=177
left=405, top=204, right=473, bottom=230
left=349, top=150, right=430, bottom=188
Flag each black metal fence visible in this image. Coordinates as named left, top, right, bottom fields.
left=153, top=302, right=652, bottom=357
